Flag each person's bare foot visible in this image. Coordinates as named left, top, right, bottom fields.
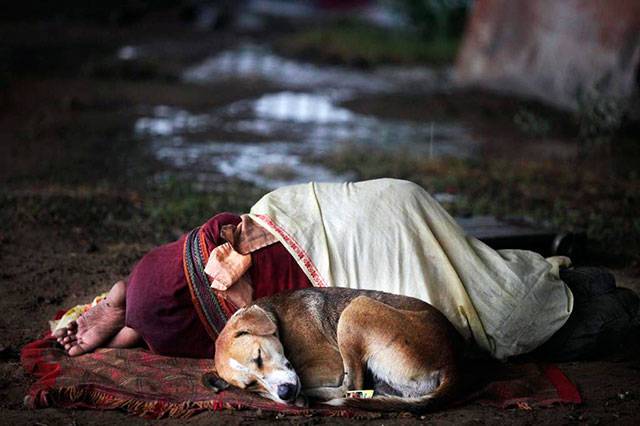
left=55, top=281, right=126, bottom=356
left=106, top=326, right=141, bottom=349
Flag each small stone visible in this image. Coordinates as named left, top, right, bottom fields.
left=85, top=242, right=99, bottom=253
left=617, top=391, right=632, bottom=400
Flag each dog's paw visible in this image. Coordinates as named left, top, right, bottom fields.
left=294, top=394, right=309, bottom=408
left=322, top=398, right=346, bottom=407
left=202, top=372, right=229, bottom=393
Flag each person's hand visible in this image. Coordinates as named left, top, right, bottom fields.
left=205, top=242, right=252, bottom=291
left=210, top=278, right=233, bottom=291
left=220, top=275, right=253, bottom=308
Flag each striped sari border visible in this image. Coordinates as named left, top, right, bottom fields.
left=182, top=227, right=234, bottom=340
left=253, top=214, right=328, bottom=288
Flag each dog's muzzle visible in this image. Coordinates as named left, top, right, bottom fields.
left=277, top=383, right=297, bottom=402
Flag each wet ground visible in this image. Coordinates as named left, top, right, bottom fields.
left=1, top=9, right=639, bottom=426
left=133, top=42, right=471, bottom=189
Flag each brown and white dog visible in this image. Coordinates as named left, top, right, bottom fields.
left=213, top=287, right=463, bottom=413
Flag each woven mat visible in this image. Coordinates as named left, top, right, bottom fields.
left=22, top=333, right=580, bottom=419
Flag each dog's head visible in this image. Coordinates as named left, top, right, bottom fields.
left=214, top=305, right=302, bottom=405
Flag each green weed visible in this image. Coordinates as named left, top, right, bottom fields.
left=277, top=19, right=460, bottom=67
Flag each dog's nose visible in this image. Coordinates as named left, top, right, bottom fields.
left=277, top=383, right=296, bottom=401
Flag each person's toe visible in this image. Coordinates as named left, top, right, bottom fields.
left=68, top=343, right=87, bottom=357
left=62, top=335, right=76, bottom=345
left=107, top=281, right=127, bottom=308
left=63, top=324, right=78, bottom=339
left=54, top=327, right=68, bottom=339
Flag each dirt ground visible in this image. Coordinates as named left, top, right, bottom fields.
left=1, top=12, right=639, bottom=426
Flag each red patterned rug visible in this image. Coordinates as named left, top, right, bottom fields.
left=22, top=330, right=581, bottom=418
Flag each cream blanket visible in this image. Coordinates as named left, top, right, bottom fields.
left=250, top=179, right=573, bottom=359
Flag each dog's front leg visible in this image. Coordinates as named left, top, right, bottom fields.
left=304, top=383, right=348, bottom=401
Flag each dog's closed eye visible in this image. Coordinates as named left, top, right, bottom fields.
left=235, top=330, right=249, bottom=338
left=253, top=348, right=263, bottom=369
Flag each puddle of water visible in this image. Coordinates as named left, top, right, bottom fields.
left=117, top=45, right=139, bottom=61
left=183, top=44, right=392, bottom=94
left=122, top=41, right=468, bottom=189
left=182, top=44, right=447, bottom=94
left=136, top=91, right=476, bottom=189
left=134, top=105, right=211, bottom=136
left=223, top=92, right=475, bottom=155
left=253, top=92, right=354, bottom=123
left=192, top=0, right=409, bottom=33
left=246, top=0, right=319, bottom=19
left=152, top=138, right=353, bottom=189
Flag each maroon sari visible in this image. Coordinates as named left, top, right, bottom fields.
left=125, top=213, right=311, bottom=358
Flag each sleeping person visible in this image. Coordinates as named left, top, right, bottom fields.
left=54, top=179, right=638, bottom=360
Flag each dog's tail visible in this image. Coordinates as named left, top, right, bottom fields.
left=326, top=367, right=459, bottom=414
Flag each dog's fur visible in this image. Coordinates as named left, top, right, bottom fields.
left=214, top=287, right=462, bottom=413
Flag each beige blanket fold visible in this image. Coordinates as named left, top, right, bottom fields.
left=249, top=179, right=573, bottom=359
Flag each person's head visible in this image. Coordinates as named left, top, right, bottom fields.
left=214, top=305, right=302, bottom=404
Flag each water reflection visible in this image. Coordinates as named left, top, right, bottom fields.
left=135, top=105, right=210, bottom=136
left=253, top=92, right=354, bottom=123
left=152, top=139, right=353, bottom=189
left=135, top=91, right=476, bottom=189
left=183, top=44, right=445, bottom=94
left=224, top=91, right=475, bottom=156
left=117, top=45, right=139, bottom=61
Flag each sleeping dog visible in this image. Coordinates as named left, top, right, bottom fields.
left=213, top=287, right=463, bottom=413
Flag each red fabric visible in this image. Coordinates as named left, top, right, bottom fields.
left=462, top=361, right=582, bottom=409
left=125, top=235, right=212, bottom=358
left=251, top=241, right=312, bottom=299
left=125, top=213, right=311, bottom=359
left=21, top=337, right=353, bottom=419
left=21, top=311, right=66, bottom=398
left=21, top=334, right=581, bottom=419
left=544, top=364, right=582, bottom=404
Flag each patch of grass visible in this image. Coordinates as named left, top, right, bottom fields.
left=315, top=145, right=640, bottom=261
left=576, top=87, right=629, bottom=147
left=143, top=177, right=266, bottom=241
left=277, top=19, right=460, bottom=67
left=0, top=188, right=147, bottom=241
left=83, top=57, right=179, bottom=82
left=0, top=177, right=267, bottom=246
left=513, top=108, right=552, bottom=138
left=399, top=0, right=469, bottom=40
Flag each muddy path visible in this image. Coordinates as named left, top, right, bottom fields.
left=1, top=13, right=639, bottom=425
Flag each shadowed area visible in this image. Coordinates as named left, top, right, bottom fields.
left=1, top=1, right=639, bottom=425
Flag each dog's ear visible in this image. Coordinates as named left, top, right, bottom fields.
left=234, top=305, right=277, bottom=337
left=202, top=372, right=230, bottom=393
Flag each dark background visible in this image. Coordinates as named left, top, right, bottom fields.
left=1, top=1, right=639, bottom=424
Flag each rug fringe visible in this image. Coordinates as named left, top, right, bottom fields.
left=42, top=386, right=227, bottom=419
left=37, top=386, right=369, bottom=419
